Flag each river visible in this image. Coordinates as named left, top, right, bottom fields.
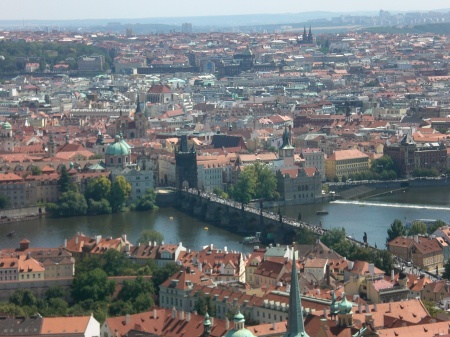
left=0, top=186, right=449, bottom=251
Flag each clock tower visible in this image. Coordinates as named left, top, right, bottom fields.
left=279, top=126, right=295, bottom=166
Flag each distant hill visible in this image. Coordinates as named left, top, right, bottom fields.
left=362, top=22, right=450, bottom=35
left=0, top=11, right=377, bottom=29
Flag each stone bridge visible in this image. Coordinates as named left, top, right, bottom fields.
left=177, top=189, right=327, bottom=245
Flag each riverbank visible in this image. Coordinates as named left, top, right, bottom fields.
left=0, top=206, right=45, bottom=224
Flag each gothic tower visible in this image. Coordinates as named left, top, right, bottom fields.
left=283, top=252, right=310, bottom=337
left=175, top=135, right=197, bottom=190
left=279, top=126, right=295, bottom=166
left=134, top=94, right=147, bottom=138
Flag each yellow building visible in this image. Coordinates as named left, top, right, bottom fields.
left=325, top=149, right=369, bottom=180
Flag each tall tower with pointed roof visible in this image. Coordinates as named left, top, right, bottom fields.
left=279, top=126, right=295, bottom=166
left=283, top=252, right=310, bottom=337
left=134, top=94, right=147, bottom=138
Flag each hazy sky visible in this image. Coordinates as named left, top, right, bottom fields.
left=0, top=0, right=449, bottom=21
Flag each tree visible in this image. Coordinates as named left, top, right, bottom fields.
left=230, top=162, right=278, bottom=203
left=85, top=176, right=111, bottom=201
left=408, top=221, right=427, bottom=236
left=333, top=176, right=339, bottom=183
left=137, top=230, right=164, bottom=246
left=87, top=198, right=112, bottom=215
left=443, top=258, right=450, bottom=280
left=31, top=165, right=42, bottom=176
left=9, top=289, right=37, bottom=307
left=103, top=249, right=127, bottom=276
left=71, top=268, right=115, bottom=303
left=45, top=286, right=66, bottom=301
left=58, top=165, right=75, bottom=193
left=427, top=220, right=447, bottom=235
left=294, top=227, right=318, bottom=245
left=253, top=162, right=278, bottom=200
left=118, top=276, right=155, bottom=304
left=135, top=189, right=157, bottom=211
left=321, top=227, right=347, bottom=248
left=47, top=191, right=87, bottom=217
left=195, top=292, right=215, bottom=317
left=152, top=263, right=181, bottom=293
left=110, top=175, right=131, bottom=212
left=387, top=219, right=406, bottom=243
left=230, top=167, right=257, bottom=203
left=213, top=187, right=228, bottom=199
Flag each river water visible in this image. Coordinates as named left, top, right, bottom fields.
left=0, top=186, right=449, bottom=251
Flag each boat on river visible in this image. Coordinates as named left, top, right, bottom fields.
left=240, top=232, right=261, bottom=244
left=316, top=210, right=329, bottom=215
left=6, top=231, right=16, bottom=237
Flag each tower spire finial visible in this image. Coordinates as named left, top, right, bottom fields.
left=283, top=251, right=310, bottom=337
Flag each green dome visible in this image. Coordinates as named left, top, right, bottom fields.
left=338, top=293, right=353, bottom=314
left=2, top=122, right=11, bottom=130
left=233, top=312, right=245, bottom=323
left=224, top=312, right=255, bottom=337
left=106, top=135, right=131, bottom=156
left=225, top=329, right=255, bottom=337
left=330, top=291, right=339, bottom=315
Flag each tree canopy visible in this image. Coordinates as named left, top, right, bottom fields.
left=137, top=230, right=164, bottom=246
left=387, top=219, right=406, bottom=242
left=110, top=176, right=132, bottom=212
left=230, top=162, right=278, bottom=203
left=135, top=189, right=157, bottom=211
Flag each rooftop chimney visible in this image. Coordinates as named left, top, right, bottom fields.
left=225, top=317, right=230, bottom=330
left=320, top=318, right=328, bottom=330
left=365, top=314, right=373, bottom=326
left=64, top=239, right=67, bottom=248
left=153, top=308, right=157, bottom=319
left=125, top=314, right=131, bottom=325
left=186, top=312, right=191, bottom=322
left=358, top=303, right=362, bottom=314
left=179, top=310, right=185, bottom=320
left=391, top=270, right=395, bottom=281
left=172, top=307, right=177, bottom=319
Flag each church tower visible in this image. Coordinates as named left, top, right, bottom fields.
left=283, top=252, right=310, bottom=337
left=134, top=94, right=147, bottom=138
left=308, top=26, right=313, bottom=43
left=279, top=126, right=295, bottom=166
left=48, top=133, right=56, bottom=158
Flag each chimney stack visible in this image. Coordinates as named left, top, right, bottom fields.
left=186, top=312, right=191, bottom=322
left=358, top=303, right=362, bottom=314
left=225, top=317, right=230, bottom=330
left=391, top=270, right=395, bottom=281
left=153, top=308, right=157, bottom=319
left=179, top=311, right=185, bottom=320
left=125, top=314, right=131, bottom=325
left=64, top=239, right=67, bottom=248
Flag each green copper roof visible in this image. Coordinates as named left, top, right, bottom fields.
left=106, top=135, right=131, bottom=156
left=338, top=292, right=353, bottom=314
left=2, top=122, right=11, bottom=130
left=233, top=311, right=245, bottom=323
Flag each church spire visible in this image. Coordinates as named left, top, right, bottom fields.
left=283, top=252, right=310, bottom=337
left=135, top=94, right=142, bottom=114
